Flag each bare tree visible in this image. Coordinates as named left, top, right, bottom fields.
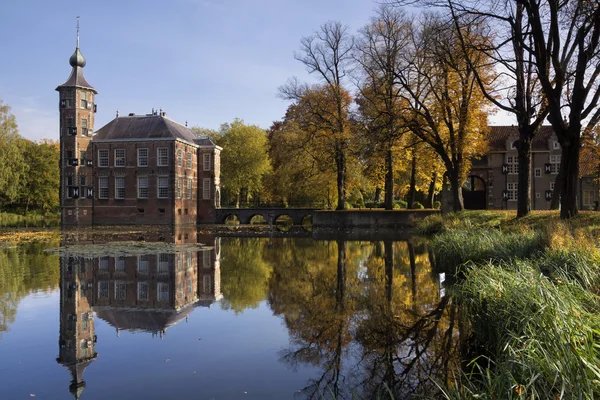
left=281, top=22, right=355, bottom=210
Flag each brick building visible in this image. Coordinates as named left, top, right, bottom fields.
left=56, top=38, right=221, bottom=226
left=464, top=125, right=599, bottom=210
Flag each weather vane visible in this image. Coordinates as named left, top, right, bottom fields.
left=76, top=16, right=80, bottom=48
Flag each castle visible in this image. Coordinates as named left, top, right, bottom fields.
left=57, top=32, right=221, bottom=226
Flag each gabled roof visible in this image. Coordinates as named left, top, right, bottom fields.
left=56, top=66, right=97, bottom=93
left=487, top=125, right=554, bottom=151
left=93, top=115, right=200, bottom=145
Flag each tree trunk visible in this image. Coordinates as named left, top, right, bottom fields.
left=374, top=187, right=382, bottom=204
left=336, top=239, right=346, bottom=310
left=516, top=136, right=532, bottom=218
left=335, top=149, right=347, bottom=210
left=560, top=135, right=580, bottom=219
left=550, top=168, right=563, bottom=210
left=448, top=168, right=465, bottom=212
left=235, top=190, right=240, bottom=208
left=426, top=171, right=437, bottom=208
left=384, top=148, right=394, bottom=210
left=407, top=152, right=417, bottom=209
left=384, top=241, right=393, bottom=303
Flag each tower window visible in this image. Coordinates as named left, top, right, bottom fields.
left=114, top=149, right=126, bottom=167
left=98, top=150, right=109, bottom=167
left=137, top=148, right=148, bottom=167
left=177, top=149, right=183, bottom=168
left=203, top=153, right=211, bottom=171
left=187, top=152, right=192, bottom=169
left=80, top=92, right=88, bottom=109
left=81, top=118, right=88, bottom=136
left=187, top=178, right=192, bottom=199
left=177, top=177, right=182, bottom=199
left=203, top=178, right=211, bottom=200
left=157, top=148, right=169, bottom=166
left=98, top=177, right=109, bottom=199
left=115, top=177, right=125, bottom=199
left=63, top=89, right=74, bottom=108
left=137, top=176, right=148, bottom=199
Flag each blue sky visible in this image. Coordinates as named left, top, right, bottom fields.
left=1, top=0, right=511, bottom=142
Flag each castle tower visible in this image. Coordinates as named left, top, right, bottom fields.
left=57, top=255, right=97, bottom=399
left=56, top=18, right=97, bottom=225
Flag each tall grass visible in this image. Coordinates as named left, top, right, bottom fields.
left=0, top=212, right=60, bottom=228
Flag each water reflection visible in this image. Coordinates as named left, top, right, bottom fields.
left=56, top=229, right=221, bottom=398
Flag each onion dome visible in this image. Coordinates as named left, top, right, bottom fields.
left=69, top=47, right=86, bottom=68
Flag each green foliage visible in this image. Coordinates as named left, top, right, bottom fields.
left=392, top=200, right=407, bottom=209
left=0, top=212, right=60, bottom=228
left=413, top=201, right=424, bottom=209
left=215, top=119, right=271, bottom=206
left=0, top=101, right=26, bottom=205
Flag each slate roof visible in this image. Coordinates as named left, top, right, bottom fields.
left=194, top=135, right=217, bottom=147
left=487, top=125, right=554, bottom=151
left=93, top=115, right=200, bottom=145
left=56, top=67, right=97, bottom=93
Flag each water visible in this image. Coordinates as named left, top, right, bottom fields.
left=0, top=229, right=461, bottom=399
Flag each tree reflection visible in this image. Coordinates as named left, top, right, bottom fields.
left=0, top=241, right=60, bottom=337
left=268, top=239, right=462, bottom=399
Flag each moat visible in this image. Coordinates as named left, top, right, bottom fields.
left=0, top=228, right=458, bottom=399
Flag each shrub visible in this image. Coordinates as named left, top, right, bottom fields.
left=393, top=200, right=407, bottom=209
left=413, top=201, right=425, bottom=209
left=433, top=201, right=441, bottom=209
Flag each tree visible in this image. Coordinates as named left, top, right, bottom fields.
left=519, top=0, right=600, bottom=218
left=213, top=119, right=271, bottom=207
left=0, top=101, right=26, bottom=207
left=281, top=21, right=355, bottom=210
left=394, top=16, right=491, bottom=211
left=19, top=140, right=60, bottom=213
left=354, top=6, right=412, bottom=209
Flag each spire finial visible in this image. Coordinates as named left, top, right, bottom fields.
left=76, top=16, right=80, bottom=48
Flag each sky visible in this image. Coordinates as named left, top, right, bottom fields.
left=1, top=0, right=513, bottom=142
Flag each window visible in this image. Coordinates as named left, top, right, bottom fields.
left=187, top=277, right=193, bottom=296
left=98, top=149, right=109, bottom=167
left=66, top=117, right=74, bottom=128
left=137, top=282, right=149, bottom=301
left=534, top=168, right=541, bottom=178
left=137, top=148, right=148, bottom=167
left=114, top=149, right=126, bottom=167
left=157, top=148, right=169, bottom=166
left=80, top=150, right=87, bottom=165
left=99, top=256, right=109, bottom=273
left=137, top=255, right=149, bottom=274
left=79, top=175, right=87, bottom=197
left=510, top=140, right=517, bottom=149
left=81, top=313, right=89, bottom=331
left=550, top=155, right=561, bottom=174
left=203, top=153, right=211, bottom=171
left=115, top=281, right=126, bottom=300
left=203, top=275, right=212, bottom=293
left=158, top=254, right=169, bottom=275
left=177, top=177, right=182, bottom=199
left=80, top=92, right=88, bottom=109
left=506, top=155, right=518, bottom=175
left=65, top=150, right=74, bottom=167
left=203, top=250, right=210, bottom=267
left=187, top=152, right=192, bottom=169
left=98, top=281, right=109, bottom=298
left=187, top=179, right=192, bottom=199
left=177, top=149, right=183, bottom=167
left=553, top=141, right=560, bottom=149
left=550, top=182, right=555, bottom=191
left=177, top=281, right=183, bottom=299
left=157, top=282, right=169, bottom=301
left=203, top=178, right=211, bottom=200
left=115, top=177, right=125, bottom=199
left=63, top=89, right=73, bottom=108
left=583, top=190, right=596, bottom=206
left=507, top=182, right=518, bottom=201
left=137, top=176, right=148, bottom=199
left=536, top=192, right=541, bottom=199
left=81, top=118, right=88, bottom=136
left=158, top=176, right=169, bottom=198
left=115, top=256, right=125, bottom=272
left=80, top=340, right=89, bottom=358
left=99, top=177, right=109, bottom=199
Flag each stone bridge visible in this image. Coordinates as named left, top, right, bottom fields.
left=215, top=208, right=319, bottom=225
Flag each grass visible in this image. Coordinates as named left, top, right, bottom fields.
left=422, top=211, right=600, bottom=399
left=0, top=211, right=60, bottom=228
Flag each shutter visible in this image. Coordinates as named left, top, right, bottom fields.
left=544, top=164, right=552, bottom=174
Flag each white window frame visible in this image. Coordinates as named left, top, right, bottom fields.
left=114, top=149, right=126, bottom=167
left=114, top=281, right=126, bottom=300
left=534, top=168, right=541, bottom=178
left=137, top=255, right=149, bottom=274
left=98, top=149, right=109, bottom=167
left=550, top=155, right=561, bottom=174
left=137, top=282, right=149, bottom=301
left=507, top=182, right=518, bottom=201
left=177, top=177, right=182, bottom=199
left=157, top=147, right=169, bottom=166
left=203, top=178, right=211, bottom=200
left=115, top=256, right=125, bottom=272
left=187, top=152, right=192, bottom=170
left=583, top=190, right=595, bottom=206
left=158, top=253, right=169, bottom=275
left=177, top=149, right=183, bottom=168
left=157, top=176, right=169, bottom=199
left=187, top=178, right=192, bottom=199
left=137, top=176, right=148, bottom=199
left=157, top=282, right=169, bottom=301
left=137, top=148, right=148, bottom=167
left=98, top=281, right=109, bottom=298
left=506, top=155, right=518, bottom=175
left=203, top=153, right=211, bottom=171
left=98, top=177, right=109, bottom=199
left=80, top=91, right=88, bottom=109
left=115, top=177, right=125, bottom=199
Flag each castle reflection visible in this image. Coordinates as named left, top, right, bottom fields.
left=56, top=227, right=221, bottom=399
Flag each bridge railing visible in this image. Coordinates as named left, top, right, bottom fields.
left=220, top=201, right=326, bottom=209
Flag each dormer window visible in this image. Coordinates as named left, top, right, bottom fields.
left=510, top=140, right=517, bottom=150
left=553, top=141, right=560, bottom=149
